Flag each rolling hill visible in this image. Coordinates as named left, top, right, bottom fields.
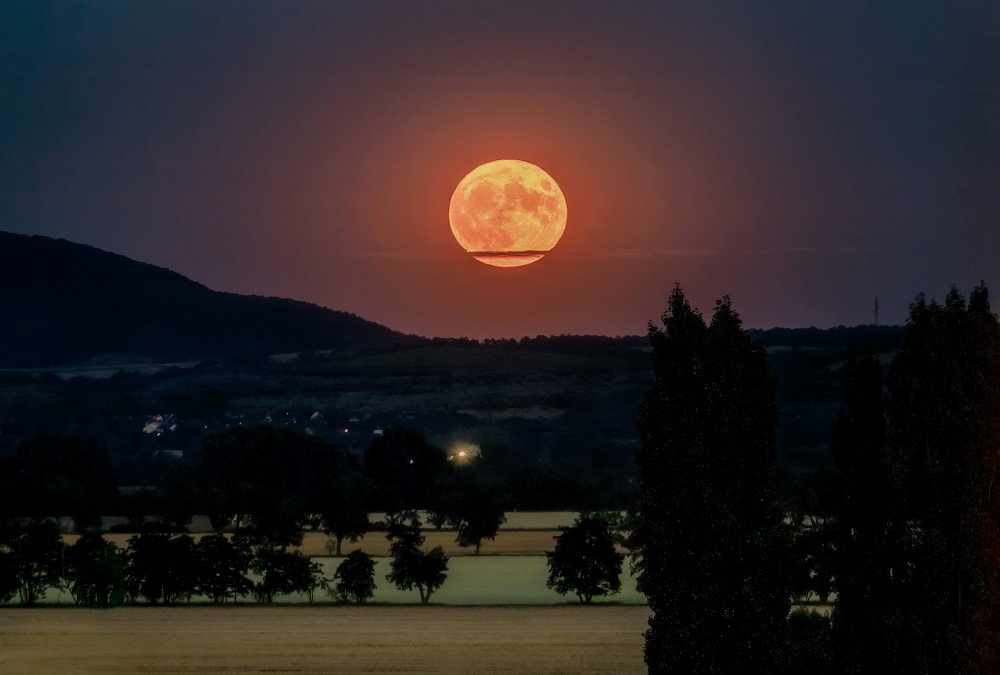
left=0, top=232, right=414, bottom=368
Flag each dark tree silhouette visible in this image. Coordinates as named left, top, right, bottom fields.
left=363, top=428, right=448, bottom=508
left=0, top=518, right=62, bottom=605
left=251, top=548, right=321, bottom=603
left=194, top=532, right=252, bottom=603
left=63, top=532, right=125, bottom=607
left=332, top=550, right=377, bottom=604
left=385, top=511, right=448, bottom=604
left=429, top=475, right=507, bottom=555
left=885, top=284, right=1000, bottom=675
left=199, top=426, right=347, bottom=527
left=545, top=512, right=622, bottom=603
left=320, top=473, right=369, bottom=556
left=828, top=352, right=898, bottom=673
left=125, top=530, right=197, bottom=604
left=632, top=286, right=790, bottom=674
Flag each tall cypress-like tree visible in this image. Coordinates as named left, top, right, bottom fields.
left=886, top=284, right=1000, bottom=675
left=633, top=286, right=790, bottom=674
left=829, top=352, right=899, bottom=673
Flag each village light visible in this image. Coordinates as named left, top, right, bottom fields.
left=448, top=443, right=481, bottom=463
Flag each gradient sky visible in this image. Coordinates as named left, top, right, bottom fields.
left=2, top=1, right=997, bottom=338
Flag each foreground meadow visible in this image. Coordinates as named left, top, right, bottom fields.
left=35, top=554, right=646, bottom=606
left=0, top=605, right=651, bottom=674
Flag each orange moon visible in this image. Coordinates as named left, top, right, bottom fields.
left=448, top=159, right=567, bottom=268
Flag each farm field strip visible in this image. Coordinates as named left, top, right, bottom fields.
left=0, top=605, right=652, bottom=674
left=36, top=555, right=646, bottom=606
left=66, top=528, right=581, bottom=557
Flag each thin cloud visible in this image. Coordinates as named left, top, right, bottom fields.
left=345, top=250, right=458, bottom=260
left=344, top=248, right=720, bottom=260
left=342, top=246, right=881, bottom=261
left=562, top=248, right=720, bottom=259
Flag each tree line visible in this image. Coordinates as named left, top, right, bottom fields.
left=0, top=510, right=626, bottom=607
left=632, top=283, right=999, bottom=675
left=0, top=425, right=507, bottom=550
left=1, top=415, right=629, bottom=608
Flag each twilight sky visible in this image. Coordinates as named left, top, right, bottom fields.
left=2, top=1, right=997, bottom=338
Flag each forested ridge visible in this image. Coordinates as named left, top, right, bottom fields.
left=0, top=231, right=413, bottom=367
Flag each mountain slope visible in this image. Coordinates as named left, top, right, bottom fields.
left=0, top=232, right=412, bottom=367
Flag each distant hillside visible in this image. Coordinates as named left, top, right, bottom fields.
left=0, top=232, right=414, bottom=367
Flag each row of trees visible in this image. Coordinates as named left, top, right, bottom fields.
left=632, top=284, right=999, bottom=675
left=0, top=511, right=627, bottom=607
left=0, top=517, right=324, bottom=607
left=0, top=424, right=511, bottom=557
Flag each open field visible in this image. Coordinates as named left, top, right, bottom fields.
left=43, top=514, right=646, bottom=606
left=38, top=555, right=645, bottom=606
left=96, top=511, right=582, bottom=537
left=75, top=529, right=569, bottom=558
left=0, top=605, right=651, bottom=674
left=69, top=512, right=610, bottom=558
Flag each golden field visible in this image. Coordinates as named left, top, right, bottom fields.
left=82, top=529, right=566, bottom=558
left=0, top=605, right=651, bottom=674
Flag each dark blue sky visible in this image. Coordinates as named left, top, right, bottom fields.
left=1, top=1, right=997, bottom=337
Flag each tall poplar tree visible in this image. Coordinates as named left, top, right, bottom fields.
left=633, top=286, right=790, bottom=674
left=886, top=284, right=1000, bottom=675
left=829, top=352, right=899, bottom=673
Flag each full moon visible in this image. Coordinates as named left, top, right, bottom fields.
left=448, top=159, right=567, bottom=268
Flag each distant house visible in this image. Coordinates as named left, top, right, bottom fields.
left=142, top=413, right=178, bottom=435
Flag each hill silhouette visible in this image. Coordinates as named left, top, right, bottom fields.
left=0, top=232, right=413, bottom=367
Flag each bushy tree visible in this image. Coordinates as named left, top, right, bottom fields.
left=251, top=548, right=321, bottom=603
left=194, top=532, right=252, bottom=603
left=452, top=496, right=506, bottom=554
left=332, top=550, right=377, bottom=604
left=364, top=428, right=448, bottom=508
left=320, top=473, right=369, bottom=556
left=0, top=518, right=62, bottom=605
left=63, top=532, right=125, bottom=607
left=429, top=476, right=507, bottom=555
left=228, top=508, right=319, bottom=604
left=546, top=512, right=623, bottom=603
left=159, top=464, right=200, bottom=531
left=385, top=511, right=448, bottom=604
left=125, top=530, right=197, bottom=604
left=234, top=511, right=304, bottom=551
left=200, top=426, right=348, bottom=527
left=632, top=287, right=791, bottom=673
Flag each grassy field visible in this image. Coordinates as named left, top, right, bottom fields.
left=86, top=529, right=564, bottom=557
left=77, top=511, right=608, bottom=558
left=50, top=515, right=645, bottom=606
left=0, top=605, right=651, bottom=674
left=39, top=555, right=645, bottom=606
